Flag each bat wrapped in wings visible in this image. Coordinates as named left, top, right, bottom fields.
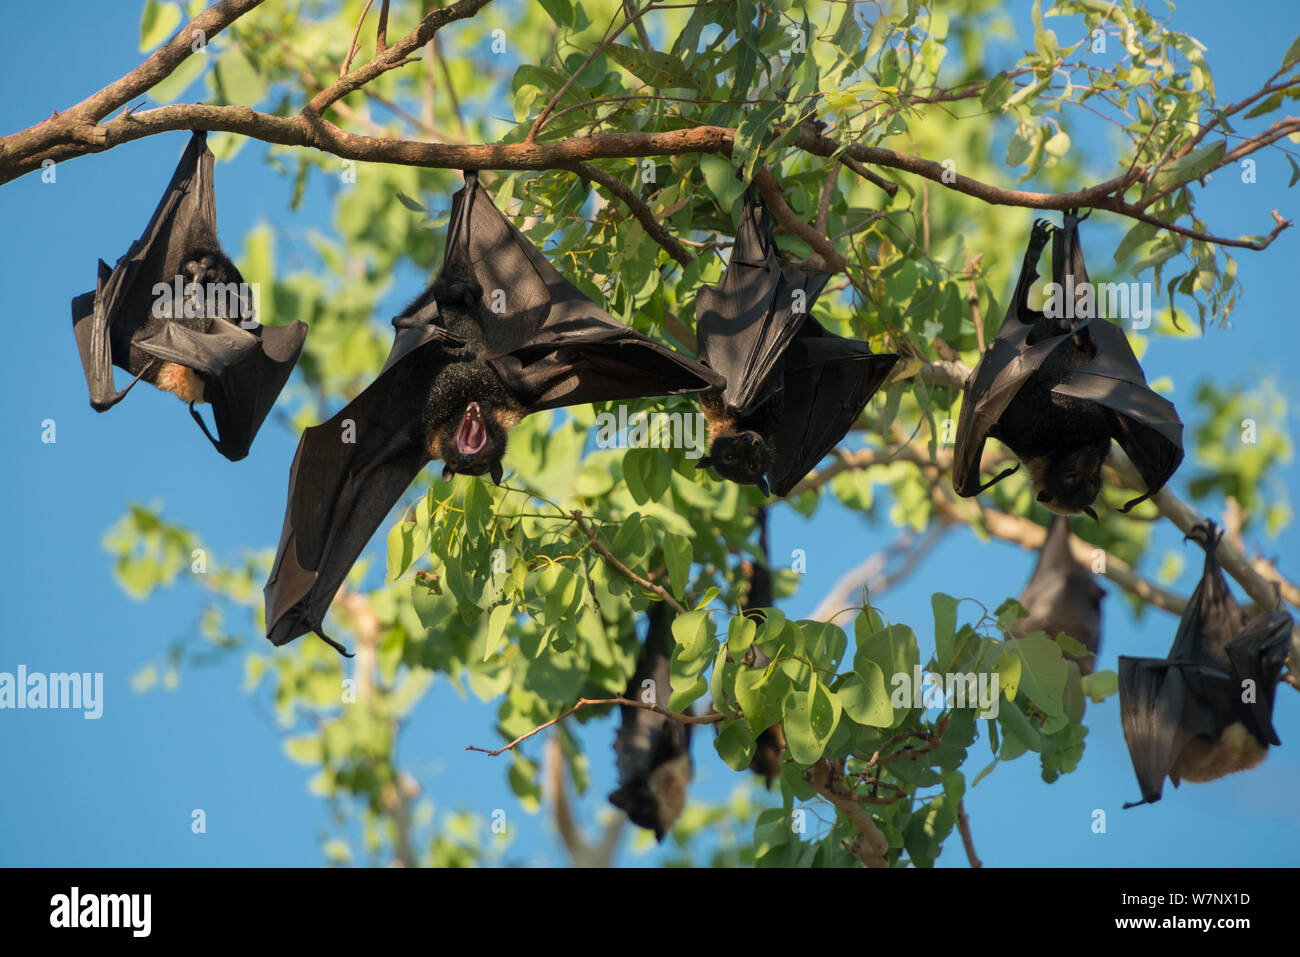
left=1118, top=522, right=1293, bottom=807
left=264, top=171, right=724, bottom=652
left=1010, top=515, right=1106, bottom=675
left=69, top=131, right=307, bottom=461
left=952, top=212, right=1183, bottom=517
left=609, top=602, right=694, bottom=841
left=694, top=190, right=899, bottom=497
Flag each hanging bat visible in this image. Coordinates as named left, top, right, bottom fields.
left=609, top=602, right=694, bottom=842
left=69, top=131, right=307, bottom=462
left=952, top=212, right=1183, bottom=517
left=694, top=190, right=898, bottom=497
left=1118, top=522, right=1293, bottom=807
left=1011, top=515, right=1106, bottom=675
left=264, top=171, right=724, bottom=652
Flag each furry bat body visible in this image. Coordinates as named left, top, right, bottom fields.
left=1011, top=515, right=1106, bottom=675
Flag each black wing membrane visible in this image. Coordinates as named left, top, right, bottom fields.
left=768, top=320, right=898, bottom=497
left=263, top=318, right=461, bottom=651
left=952, top=213, right=1183, bottom=510
left=443, top=170, right=723, bottom=409
left=69, top=131, right=306, bottom=460
left=695, top=189, right=832, bottom=416
left=1012, top=515, right=1106, bottom=673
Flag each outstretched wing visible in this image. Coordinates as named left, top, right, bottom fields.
left=264, top=339, right=442, bottom=650
left=695, top=190, right=831, bottom=416
left=441, top=171, right=723, bottom=410
left=767, top=320, right=898, bottom=497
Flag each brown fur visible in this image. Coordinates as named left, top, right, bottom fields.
left=699, top=392, right=737, bottom=444
left=1172, top=722, right=1268, bottom=784
left=153, top=362, right=205, bottom=404
left=646, top=754, right=692, bottom=834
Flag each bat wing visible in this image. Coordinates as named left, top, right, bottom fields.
left=767, top=320, right=899, bottom=497
left=1168, top=526, right=1247, bottom=665
left=1225, top=609, right=1293, bottom=747
left=442, top=171, right=723, bottom=410
left=1051, top=317, right=1183, bottom=512
left=264, top=340, right=440, bottom=650
left=695, top=190, right=831, bottom=415
left=1118, top=657, right=1197, bottom=806
left=952, top=221, right=1066, bottom=497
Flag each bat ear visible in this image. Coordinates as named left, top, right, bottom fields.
left=1083, top=506, right=1099, bottom=522
left=489, top=461, right=504, bottom=485
left=442, top=465, right=456, bottom=483
left=695, top=455, right=713, bottom=470
left=1036, top=490, right=1052, bottom=503
left=756, top=475, right=771, bottom=497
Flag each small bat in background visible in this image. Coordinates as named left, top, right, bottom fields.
left=952, top=213, right=1183, bottom=517
left=264, top=171, right=724, bottom=652
left=1118, top=522, right=1293, bottom=807
left=694, top=189, right=898, bottom=497
left=70, top=131, right=307, bottom=461
left=609, top=602, right=693, bottom=841
left=1011, top=515, right=1106, bottom=675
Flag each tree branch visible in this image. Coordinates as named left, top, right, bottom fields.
left=571, top=509, right=687, bottom=614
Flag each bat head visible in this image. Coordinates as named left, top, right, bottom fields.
left=1031, top=443, right=1107, bottom=517
left=699, top=430, right=774, bottom=494
left=436, top=400, right=508, bottom=484
left=164, top=248, right=253, bottom=326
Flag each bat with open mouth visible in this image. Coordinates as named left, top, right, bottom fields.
left=693, top=190, right=899, bottom=497
left=69, top=131, right=307, bottom=461
left=1011, top=515, right=1106, bottom=675
left=1118, top=522, right=1293, bottom=807
left=952, top=212, right=1183, bottom=517
left=609, top=602, right=694, bottom=841
left=264, top=171, right=724, bottom=652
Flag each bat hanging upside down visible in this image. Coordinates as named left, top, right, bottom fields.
left=70, top=131, right=307, bottom=461
left=951, top=212, right=1183, bottom=517
left=263, top=170, right=723, bottom=653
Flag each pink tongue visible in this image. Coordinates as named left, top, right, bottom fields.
left=457, top=413, right=487, bottom=455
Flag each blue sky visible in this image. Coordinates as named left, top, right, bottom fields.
left=1, top=1, right=1298, bottom=867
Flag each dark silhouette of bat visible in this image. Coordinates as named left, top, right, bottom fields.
left=609, top=602, right=693, bottom=841
left=1011, top=515, right=1106, bottom=675
left=1118, top=522, right=1292, bottom=807
left=952, top=212, right=1183, bottom=517
left=264, top=171, right=724, bottom=652
left=70, top=131, right=306, bottom=461
left=694, top=190, right=898, bottom=496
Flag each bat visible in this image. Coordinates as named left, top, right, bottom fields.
left=69, top=131, right=307, bottom=461
left=952, top=212, right=1183, bottom=517
left=694, top=190, right=899, bottom=497
left=740, top=507, right=785, bottom=784
left=1011, top=515, right=1106, bottom=675
left=609, top=602, right=693, bottom=842
left=264, top=171, right=724, bottom=652
left=1118, top=522, right=1293, bottom=807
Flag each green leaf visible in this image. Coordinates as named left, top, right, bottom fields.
left=1081, top=669, right=1119, bottom=702
left=484, top=603, right=513, bottom=660
left=838, top=660, right=893, bottom=727
left=931, top=592, right=958, bottom=667
left=139, top=0, right=181, bottom=52
left=1281, top=34, right=1300, bottom=70
left=701, top=154, right=745, bottom=211
left=1150, top=141, right=1225, bottom=193
left=606, top=43, right=701, bottom=91
left=662, top=533, right=693, bottom=598
left=714, top=720, right=757, bottom=770
left=1005, top=636, right=1069, bottom=716
left=671, top=609, right=712, bottom=660
left=980, top=71, right=1014, bottom=112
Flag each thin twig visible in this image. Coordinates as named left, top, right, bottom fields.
left=570, top=509, right=687, bottom=614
